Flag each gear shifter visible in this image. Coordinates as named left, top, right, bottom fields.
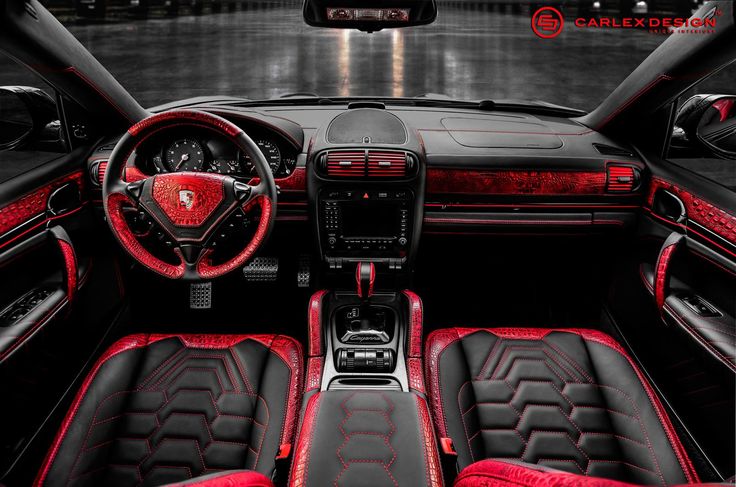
left=355, top=261, right=375, bottom=301
left=337, top=262, right=393, bottom=344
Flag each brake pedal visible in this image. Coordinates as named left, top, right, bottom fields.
left=242, top=257, right=279, bottom=282
left=190, top=282, right=212, bottom=309
left=297, top=254, right=311, bottom=288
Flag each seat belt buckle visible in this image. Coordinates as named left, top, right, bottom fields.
left=439, top=437, right=458, bottom=485
left=272, top=443, right=292, bottom=485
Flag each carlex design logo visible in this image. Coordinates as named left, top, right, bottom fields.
left=531, top=6, right=564, bottom=38
left=532, top=5, right=721, bottom=39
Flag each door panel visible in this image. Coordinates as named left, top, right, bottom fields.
left=617, top=152, right=736, bottom=478
left=0, top=148, right=126, bottom=480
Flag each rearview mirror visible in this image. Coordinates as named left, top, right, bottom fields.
left=302, top=0, right=436, bottom=32
left=673, top=94, right=736, bottom=159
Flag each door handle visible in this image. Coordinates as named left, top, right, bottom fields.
left=48, top=226, right=78, bottom=303
left=651, top=189, right=687, bottom=224
left=654, top=232, right=685, bottom=314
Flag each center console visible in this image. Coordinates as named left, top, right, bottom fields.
left=307, top=108, right=426, bottom=270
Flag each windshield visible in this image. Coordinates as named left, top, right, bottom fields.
left=0, top=4, right=710, bottom=111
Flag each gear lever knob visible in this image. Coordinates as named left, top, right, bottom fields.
left=355, top=262, right=375, bottom=300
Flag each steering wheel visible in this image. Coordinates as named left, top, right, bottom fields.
left=103, top=110, right=277, bottom=280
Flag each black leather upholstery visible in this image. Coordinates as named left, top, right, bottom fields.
left=290, top=390, right=441, bottom=487
left=425, top=328, right=700, bottom=485
left=36, top=334, right=302, bottom=487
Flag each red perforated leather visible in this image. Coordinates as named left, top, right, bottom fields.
left=197, top=195, right=273, bottom=279
left=427, top=170, right=608, bottom=196
left=305, top=357, right=323, bottom=392
left=151, top=173, right=226, bottom=227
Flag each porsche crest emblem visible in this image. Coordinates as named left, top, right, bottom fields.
left=178, top=189, right=195, bottom=210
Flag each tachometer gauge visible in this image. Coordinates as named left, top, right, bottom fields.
left=165, top=139, right=204, bottom=172
left=243, top=139, right=281, bottom=175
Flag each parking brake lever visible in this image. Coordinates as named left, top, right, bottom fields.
left=355, top=262, right=375, bottom=301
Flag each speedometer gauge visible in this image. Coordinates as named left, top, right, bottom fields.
left=165, top=139, right=204, bottom=172
left=243, top=139, right=281, bottom=175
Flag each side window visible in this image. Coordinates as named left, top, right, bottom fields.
left=0, top=53, right=67, bottom=184
left=668, top=63, right=736, bottom=191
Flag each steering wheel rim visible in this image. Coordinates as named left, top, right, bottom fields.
left=102, top=109, right=278, bottom=281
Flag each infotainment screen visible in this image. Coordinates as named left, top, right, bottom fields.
left=340, top=203, right=398, bottom=238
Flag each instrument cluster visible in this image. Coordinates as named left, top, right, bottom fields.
left=140, top=127, right=298, bottom=178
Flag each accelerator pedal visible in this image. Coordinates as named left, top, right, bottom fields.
left=297, top=254, right=311, bottom=288
left=242, top=257, right=279, bottom=282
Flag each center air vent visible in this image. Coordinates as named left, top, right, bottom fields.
left=320, top=150, right=415, bottom=178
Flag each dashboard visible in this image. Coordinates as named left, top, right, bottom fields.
left=134, top=124, right=298, bottom=178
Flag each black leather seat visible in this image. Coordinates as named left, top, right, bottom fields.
left=35, top=334, right=303, bottom=487
left=425, top=328, right=701, bottom=486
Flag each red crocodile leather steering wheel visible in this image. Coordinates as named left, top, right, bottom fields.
left=102, top=110, right=277, bottom=280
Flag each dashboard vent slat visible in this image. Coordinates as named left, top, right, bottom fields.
left=367, top=151, right=409, bottom=177
left=90, top=160, right=108, bottom=186
left=607, top=165, right=637, bottom=192
left=325, top=151, right=366, bottom=177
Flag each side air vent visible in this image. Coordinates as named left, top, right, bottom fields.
left=325, top=151, right=366, bottom=177
left=607, top=165, right=639, bottom=192
left=367, top=151, right=410, bottom=177
left=90, top=160, right=108, bottom=186
left=593, top=143, right=634, bottom=158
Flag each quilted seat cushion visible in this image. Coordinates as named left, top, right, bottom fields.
left=425, top=328, right=700, bottom=486
left=35, top=334, right=302, bottom=487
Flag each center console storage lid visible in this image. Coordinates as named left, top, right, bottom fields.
left=290, top=390, right=441, bottom=487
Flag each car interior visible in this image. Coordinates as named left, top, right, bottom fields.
left=0, top=0, right=734, bottom=486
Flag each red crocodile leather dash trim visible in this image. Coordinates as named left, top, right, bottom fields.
left=308, top=290, right=328, bottom=356
left=403, top=290, right=423, bottom=358
left=289, top=393, right=321, bottom=487
left=407, top=357, right=426, bottom=394
left=166, top=470, right=274, bottom=487
left=647, top=177, right=736, bottom=245
left=415, top=395, right=442, bottom=487
left=655, top=243, right=677, bottom=310
left=249, top=167, right=306, bottom=193
left=424, top=328, right=479, bottom=437
left=124, top=166, right=148, bottom=183
left=106, top=192, right=185, bottom=279
left=57, top=239, right=77, bottom=302
left=305, top=356, right=323, bottom=391
left=197, top=195, right=272, bottom=279
left=0, top=171, right=84, bottom=236
left=426, top=169, right=608, bottom=196
left=152, top=173, right=226, bottom=227
left=427, top=327, right=699, bottom=483
left=455, top=459, right=643, bottom=487
left=128, top=110, right=243, bottom=138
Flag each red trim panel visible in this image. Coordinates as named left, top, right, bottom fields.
left=289, top=392, right=322, bottom=487
left=308, top=290, right=328, bottom=356
left=426, top=169, right=608, bottom=196
left=403, top=290, right=423, bottom=358
left=249, top=167, right=306, bottom=194
left=647, top=177, right=736, bottom=246
left=415, top=395, right=442, bottom=487
left=35, top=334, right=300, bottom=487
left=56, top=239, right=77, bottom=302
left=424, top=328, right=699, bottom=483
left=0, top=171, right=85, bottom=236
left=655, top=243, right=678, bottom=310
left=305, top=356, right=323, bottom=392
